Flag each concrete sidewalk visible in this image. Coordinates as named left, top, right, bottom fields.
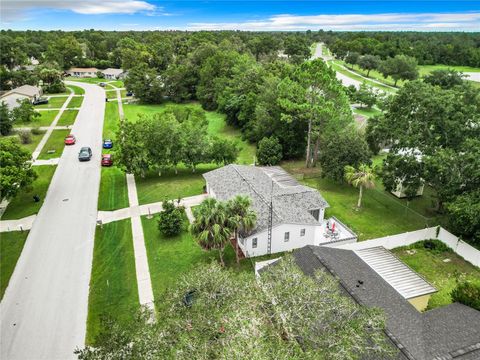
left=97, top=194, right=207, bottom=224
left=126, top=174, right=155, bottom=313
left=0, top=215, right=37, bottom=233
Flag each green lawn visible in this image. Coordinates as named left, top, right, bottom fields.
left=86, top=219, right=139, bottom=345
left=98, top=167, right=129, bottom=211
left=66, top=85, right=85, bottom=95
left=70, top=77, right=105, bottom=84
left=353, top=107, right=382, bottom=118
left=2, top=131, right=45, bottom=154
left=56, top=110, right=78, bottom=126
left=142, top=215, right=271, bottom=311
left=103, top=101, right=120, bottom=140
left=392, top=243, right=480, bottom=310
left=107, top=80, right=124, bottom=88
left=35, top=96, right=68, bottom=109
left=206, top=110, right=256, bottom=165
left=106, top=90, right=118, bottom=99
left=0, top=231, right=29, bottom=300
left=282, top=159, right=443, bottom=240
left=1, top=165, right=57, bottom=220
left=38, top=129, right=70, bottom=160
left=13, top=110, right=58, bottom=128
left=136, top=165, right=214, bottom=205
left=67, top=96, right=84, bottom=108
left=122, top=103, right=165, bottom=122
left=418, top=64, right=480, bottom=77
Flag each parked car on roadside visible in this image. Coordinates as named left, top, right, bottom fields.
left=99, top=82, right=106, bottom=87
left=78, top=147, right=92, bottom=161
left=64, top=134, right=76, bottom=145
left=33, top=97, right=49, bottom=105
left=126, top=91, right=134, bottom=97
left=102, top=139, right=113, bottom=149
left=101, top=154, right=113, bottom=166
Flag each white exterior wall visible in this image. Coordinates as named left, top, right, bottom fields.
left=240, top=223, right=321, bottom=257
left=391, top=182, right=425, bottom=198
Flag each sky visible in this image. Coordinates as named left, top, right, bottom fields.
left=1, top=1, right=479, bottom=31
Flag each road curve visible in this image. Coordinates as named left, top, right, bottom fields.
left=1, top=82, right=105, bottom=359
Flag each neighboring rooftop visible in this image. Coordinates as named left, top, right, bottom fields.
left=68, top=67, right=98, bottom=72
left=289, top=245, right=480, bottom=360
left=203, top=165, right=329, bottom=233
left=354, top=247, right=437, bottom=300
left=1, top=85, right=41, bottom=98
left=101, top=68, right=124, bottom=76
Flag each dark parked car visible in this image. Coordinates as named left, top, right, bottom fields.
left=101, top=154, right=113, bottom=167
left=78, top=147, right=92, bottom=161
left=126, top=91, right=133, bottom=97
left=99, top=82, right=106, bottom=87
left=33, top=97, right=49, bottom=105
left=102, top=139, right=113, bottom=149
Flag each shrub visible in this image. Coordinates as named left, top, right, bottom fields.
left=406, top=239, right=451, bottom=254
left=31, top=127, right=43, bottom=135
left=158, top=200, right=185, bottom=237
left=257, top=136, right=282, bottom=166
left=96, top=71, right=105, bottom=79
left=17, top=129, right=32, bottom=144
left=45, top=81, right=66, bottom=94
left=451, top=280, right=480, bottom=311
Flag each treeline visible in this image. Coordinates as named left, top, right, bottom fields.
left=321, top=31, right=480, bottom=67
left=116, top=105, right=239, bottom=176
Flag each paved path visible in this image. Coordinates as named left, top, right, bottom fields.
left=97, top=194, right=208, bottom=224
left=0, top=215, right=36, bottom=233
left=31, top=92, right=74, bottom=161
left=0, top=81, right=105, bottom=359
left=32, top=158, right=60, bottom=166
left=16, top=126, right=72, bottom=131
left=464, top=72, right=480, bottom=82
left=125, top=174, right=155, bottom=312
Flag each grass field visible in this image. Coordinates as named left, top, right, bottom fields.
left=38, top=129, right=70, bottom=160
left=3, top=131, right=45, bottom=154
left=136, top=165, right=215, bottom=205
left=107, top=80, right=125, bottom=88
left=66, top=85, right=85, bottom=95
left=282, top=159, right=443, bottom=240
left=1, top=165, right=57, bottom=220
left=70, top=77, right=105, bottom=84
left=418, top=64, right=480, bottom=77
left=12, top=110, right=58, bottom=128
left=353, top=107, right=382, bottom=118
left=86, top=219, right=138, bottom=344
left=67, top=96, right=84, bottom=108
left=97, top=167, right=129, bottom=211
left=0, top=231, right=29, bottom=300
left=103, top=102, right=120, bottom=140
left=106, top=90, right=118, bottom=99
left=56, top=110, right=78, bottom=126
left=35, top=96, right=69, bottom=109
left=393, top=243, right=480, bottom=310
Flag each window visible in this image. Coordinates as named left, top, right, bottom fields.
left=309, top=209, right=320, bottom=221
left=300, top=228, right=305, bottom=237
left=252, top=238, right=257, bottom=248
left=284, top=232, right=290, bottom=242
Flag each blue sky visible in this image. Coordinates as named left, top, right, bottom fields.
left=1, top=1, right=479, bottom=31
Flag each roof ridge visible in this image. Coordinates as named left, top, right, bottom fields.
left=231, top=165, right=282, bottom=220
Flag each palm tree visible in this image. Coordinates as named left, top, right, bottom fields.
left=344, top=164, right=376, bottom=208
left=190, top=198, right=231, bottom=266
left=226, top=196, right=257, bottom=264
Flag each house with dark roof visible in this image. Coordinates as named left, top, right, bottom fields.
left=0, top=85, right=42, bottom=109
left=203, top=165, right=357, bottom=257
left=265, top=245, right=480, bottom=360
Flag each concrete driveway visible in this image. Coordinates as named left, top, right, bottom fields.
left=1, top=82, right=105, bottom=359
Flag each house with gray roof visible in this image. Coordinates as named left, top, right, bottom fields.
left=270, top=245, right=480, bottom=360
left=203, top=165, right=357, bottom=257
left=0, top=85, right=42, bottom=109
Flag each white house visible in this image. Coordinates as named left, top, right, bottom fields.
left=101, top=68, right=125, bottom=80
left=0, top=85, right=43, bottom=109
left=203, top=165, right=357, bottom=258
left=66, top=67, right=98, bottom=78
left=389, top=148, right=425, bottom=198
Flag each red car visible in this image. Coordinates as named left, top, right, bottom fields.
left=64, top=134, right=76, bottom=145
left=101, top=154, right=113, bottom=166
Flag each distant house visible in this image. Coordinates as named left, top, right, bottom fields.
left=259, top=245, right=480, bottom=359
left=203, top=165, right=357, bottom=258
left=66, top=67, right=98, bottom=78
left=390, top=148, right=425, bottom=198
left=0, top=85, right=43, bottom=109
left=101, top=68, right=125, bottom=80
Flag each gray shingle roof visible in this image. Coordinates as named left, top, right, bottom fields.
left=203, top=165, right=329, bottom=233
left=2, top=85, right=41, bottom=98
left=291, top=246, right=480, bottom=360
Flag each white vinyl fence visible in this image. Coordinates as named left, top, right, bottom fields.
left=331, top=226, right=480, bottom=267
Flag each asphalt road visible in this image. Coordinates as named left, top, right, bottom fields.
left=1, top=82, right=105, bottom=359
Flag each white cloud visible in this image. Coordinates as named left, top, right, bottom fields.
left=187, top=12, right=480, bottom=32
left=1, top=0, right=156, bottom=22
